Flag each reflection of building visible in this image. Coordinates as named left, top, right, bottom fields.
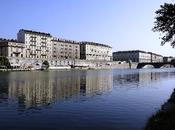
left=113, top=50, right=163, bottom=63
left=7, top=70, right=113, bottom=110
left=80, top=70, right=113, bottom=94
left=8, top=73, right=81, bottom=108
left=113, top=70, right=163, bottom=87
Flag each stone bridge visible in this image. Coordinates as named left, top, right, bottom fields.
left=137, top=62, right=175, bottom=69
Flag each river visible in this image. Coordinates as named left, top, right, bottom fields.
left=0, top=68, right=175, bottom=130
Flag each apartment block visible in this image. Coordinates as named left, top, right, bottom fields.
left=17, top=29, right=53, bottom=59
left=0, top=29, right=113, bottom=68
left=52, top=38, right=80, bottom=60
left=80, top=41, right=112, bottom=61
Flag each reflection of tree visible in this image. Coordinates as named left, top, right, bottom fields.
left=0, top=73, right=9, bottom=103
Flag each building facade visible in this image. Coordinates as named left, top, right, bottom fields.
left=148, top=52, right=163, bottom=63
left=17, top=29, right=53, bottom=59
left=80, top=42, right=112, bottom=61
left=113, top=50, right=163, bottom=63
left=163, top=56, right=174, bottom=62
left=0, top=38, right=26, bottom=67
left=52, top=38, right=80, bottom=60
left=0, top=29, right=112, bottom=68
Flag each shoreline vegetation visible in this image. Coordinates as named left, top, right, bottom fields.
left=145, top=88, right=175, bottom=130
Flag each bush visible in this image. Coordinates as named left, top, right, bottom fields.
left=0, top=57, right=11, bottom=68
left=42, top=60, right=49, bottom=69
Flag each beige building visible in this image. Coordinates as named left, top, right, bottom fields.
left=113, top=50, right=163, bottom=63
left=52, top=38, right=80, bottom=60
left=80, top=41, right=112, bottom=61
left=0, top=29, right=113, bottom=68
left=17, top=29, right=53, bottom=59
left=0, top=38, right=26, bottom=67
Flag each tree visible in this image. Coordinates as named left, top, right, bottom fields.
left=0, top=56, right=11, bottom=68
left=42, top=60, right=49, bottom=69
left=153, top=3, right=175, bottom=47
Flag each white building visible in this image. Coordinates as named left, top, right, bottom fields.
left=80, top=42, right=112, bottom=61
left=17, top=29, right=53, bottom=59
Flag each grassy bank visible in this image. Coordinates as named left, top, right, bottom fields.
left=145, top=89, right=175, bottom=130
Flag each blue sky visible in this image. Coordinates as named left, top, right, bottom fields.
left=0, top=0, right=174, bottom=56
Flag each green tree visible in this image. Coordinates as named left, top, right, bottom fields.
left=153, top=3, right=175, bottom=47
left=42, top=60, right=49, bottom=69
left=0, top=56, right=11, bottom=68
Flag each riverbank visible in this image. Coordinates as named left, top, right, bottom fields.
left=145, top=89, right=175, bottom=130
left=0, top=62, right=138, bottom=72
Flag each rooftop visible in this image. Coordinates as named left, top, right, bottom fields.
left=113, top=50, right=163, bottom=57
left=52, top=38, right=80, bottom=44
left=80, top=41, right=112, bottom=48
left=19, top=29, right=52, bottom=37
left=0, top=38, right=23, bottom=43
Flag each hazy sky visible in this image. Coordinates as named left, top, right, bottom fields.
left=0, top=0, right=174, bottom=56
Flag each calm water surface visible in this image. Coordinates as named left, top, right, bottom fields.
left=0, top=68, right=175, bottom=130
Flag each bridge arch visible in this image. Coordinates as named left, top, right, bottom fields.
left=137, top=63, right=157, bottom=69
left=137, top=62, right=175, bottom=69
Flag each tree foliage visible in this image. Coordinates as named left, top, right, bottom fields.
left=42, top=60, right=49, bottom=69
left=153, top=3, right=175, bottom=47
left=0, top=57, right=11, bottom=68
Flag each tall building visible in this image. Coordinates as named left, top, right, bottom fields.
left=80, top=41, right=112, bottom=61
left=17, top=29, right=53, bottom=59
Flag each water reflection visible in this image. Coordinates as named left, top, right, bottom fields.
left=1, top=69, right=175, bottom=130
left=0, top=69, right=175, bottom=111
left=113, top=69, right=174, bottom=87
left=0, top=70, right=113, bottom=110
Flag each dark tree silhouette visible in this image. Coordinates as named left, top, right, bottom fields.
left=42, top=60, right=49, bottom=69
left=0, top=57, right=11, bottom=68
left=153, top=3, right=175, bottom=47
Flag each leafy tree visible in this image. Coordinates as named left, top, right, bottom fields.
left=42, top=60, right=49, bottom=69
left=0, top=57, right=11, bottom=68
left=153, top=3, right=175, bottom=47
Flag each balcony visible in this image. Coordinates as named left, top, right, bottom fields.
left=30, top=44, right=36, bottom=46
left=36, top=49, right=41, bottom=51
left=13, top=51, right=21, bottom=54
left=30, top=51, right=37, bottom=55
left=41, top=53, right=47, bottom=56
left=41, top=44, right=46, bottom=47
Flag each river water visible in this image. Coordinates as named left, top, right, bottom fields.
left=0, top=68, right=175, bottom=130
